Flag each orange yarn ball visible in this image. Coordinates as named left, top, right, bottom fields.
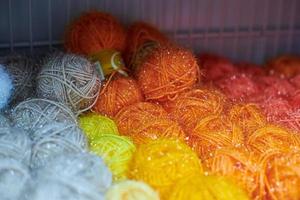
left=246, top=124, right=300, bottom=154
left=267, top=55, right=300, bottom=78
left=115, top=102, right=185, bottom=145
left=93, top=75, right=144, bottom=117
left=125, top=22, right=170, bottom=71
left=188, top=114, right=244, bottom=162
left=65, top=11, right=126, bottom=55
left=164, top=88, right=227, bottom=133
left=137, top=46, right=199, bottom=103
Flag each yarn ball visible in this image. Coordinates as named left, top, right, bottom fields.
left=163, top=88, right=227, bottom=133
left=79, top=112, right=119, bottom=143
left=89, top=134, right=136, bottom=181
left=0, top=158, right=30, bottom=200
left=235, top=62, right=265, bottom=77
left=267, top=55, right=300, bottom=78
left=129, top=139, right=203, bottom=198
left=105, top=180, right=159, bottom=200
left=36, top=53, right=101, bottom=115
left=116, top=102, right=185, bottom=145
left=137, top=45, right=199, bottom=102
left=0, top=55, right=35, bottom=105
left=0, top=64, right=13, bottom=109
left=0, top=127, right=31, bottom=164
left=246, top=124, right=300, bottom=154
left=31, top=122, right=88, bottom=169
left=169, top=175, right=250, bottom=200
left=0, top=113, right=10, bottom=129
left=125, top=22, right=170, bottom=72
left=65, top=11, right=126, bottom=55
left=188, top=114, right=244, bottom=163
left=208, top=147, right=260, bottom=198
left=11, top=98, right=77, bottom=133
left=290, top=74, right=300, bottom=88
left=37, top=152, right=112, bottom=193
left=93, top=75, right=144, bottom=117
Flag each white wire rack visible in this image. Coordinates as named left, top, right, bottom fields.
left=0, top=0, right=299, bottom=63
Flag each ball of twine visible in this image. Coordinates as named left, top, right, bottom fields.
left=11, top=98, right=77, bottom=133
left=137, top=45, right=199, bottom=102
left=125, top=22, right=170, bottom=72
left=0, top=127, right=31, bottom=165
left=188, top=114, right=244, bottom=162
left=0, top=158, right=30, bottom=200
left=116, top=102, right=185, bottom=145
left=79, top=112, right=119, bottom=143
left=37, top=53, right=101, bottom=115
left=169, top=174, right=250, bottom=200
left=31, top=122, right=88, bottom=169
left=129, top=139, right=203, bottom=198
left=266, top=55, right=300, bottom=78
left=89, top=134, right=136, bottom=181
left=64, top=11, right=126, bottom=55
left=163, top=88, right=227, bottom=133
left=105, top=180, right=159, bottom=200
left=0, top=64, right=13, bottom=109
left=93, top=75, right=144, bottom=117
left=37, top=152, right=112, bottom=193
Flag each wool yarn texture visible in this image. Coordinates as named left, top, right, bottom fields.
left=266, top=55, right=300, bottom=78
left=36, top=152, right=112, bottom=193
left=93, top=75, right=144, bottom=117
left=0, top=64, right=13, bottom=109
left=125, top=22, right=170, bottom=72
left=37, top=53, right=101, bottom=115
left=137, top=45, right=199, bottom=102
left=64, top=11, right=126, bottom=55
left=0, top=113, right=10, bottom=129
left=168, top=175, right=250, bottom=200
left=79, top=112, right=119, bottom=143
left=11, top=98, right=77, bottom=133
left=129, top=139, right=203, bottom=198
left=31, top=122, right=87, bottom=169
left=89, top=134, right=136, bottom=181
left=105, top=180, right=159, bottom=200
left=115, top=102, right=185, bottom=145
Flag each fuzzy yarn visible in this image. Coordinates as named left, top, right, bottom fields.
left=0, top=64, right=13, bottom=109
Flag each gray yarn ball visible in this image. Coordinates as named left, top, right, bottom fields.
left=0, top=113, right=10, bottom=130
left=36, top=53, right=101, bottom=115
left=30, top=122, right=88, bottom=169
left=11, top=98, right=77, bottom=133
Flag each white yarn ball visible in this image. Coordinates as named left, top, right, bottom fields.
left=31, top=122, right=88, bottom=169
left=0, top=64, right=13, bottom=109
left=11, top=98, right=77, bottom=133
left=37, top=53, right=101, bottom=115
left=37, top=152, right=112, bottom=193
left=0, top=158, right=30, bottom=200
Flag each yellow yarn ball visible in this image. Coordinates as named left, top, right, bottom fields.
left=105, top=180, right=159, bottom=200
left=90, top=134, right=136, bottom=181
left=169, top=175, right=250, bottom=200
left=79, top=112, right=119, bottom=143
left=129, top=139, right=203, bottom=198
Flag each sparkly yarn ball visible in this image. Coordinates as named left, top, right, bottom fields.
left=235, top=62, right=265, bottom=77
left=65, top=11, right=126, bottom=55
left=31, top=122, right=88, bottom=169
left=0, top=64, right=13, bottom=109
left=246, top=124, right=300, bottom=154
left=163, top=88, right=227, bottom=133
left=0, top=127, right=31, bottom=164
left=169, top=175, right=250, bottom=200
left=0, top=158, right=30, bottom=200
left=37, top=53, right=101, bottom=114
left=116, top=102, right=185, bottom=145
left=105, top=180, right=159, bottom=200
left=290, top=74, right=300, bottom=88
left=37, top=152, right=112, bottom=193
left=125, top=22, right=170, bottom=71
left=89, top=134, right=136, bottom=181
left=137, top=45, right=199, bottom=102
left=93, top=75, right=144, bottom=117
left=188, top=115, right=244, bottom=162
left=11, top=98, right=77, bottom=133
left=129, top=139, right=203, bottom=198
left=79, top=112, right=119, bottom=143
left=267, top=55, right=300, bottom=78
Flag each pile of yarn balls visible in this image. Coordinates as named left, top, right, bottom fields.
left=0, top=10, right=299, bottom=200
